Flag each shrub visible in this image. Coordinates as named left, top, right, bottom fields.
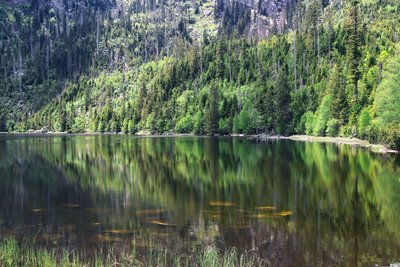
left=379, top=126, right=400, bottom=151
left=326, top=119, right=339, bottom=137
left=313, top=95, right=332, bottom=136
left=6, top=119, right=15, bottom=132
left=232, top=114, right=240, bottom=134
left=128, top=120, right=135, bottom=134
left=304, top=112, right=315, bottom=136
left=358, top=108, right=371, bottom=139
left=194, top=111, right=203, bottom=134
left=218, top=118, right=230, bottom=135
left=71, top=114, right=86, bottom=133
left=175, top=114, right=193, bottom=133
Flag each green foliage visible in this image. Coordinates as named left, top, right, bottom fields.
left=329, top=64, right=348, bottom=124
left=358, top=107, right=371, bottom=139
left=218, top=118, right=231, bottom=134
left=71, top=114, right=87, bottom=133
left=373, top=49, right=400, bottom=127
left=274, top=68, right=291, bottom=135
left=175, top=114, right=194, bottom=133
left=379, top=126, right=400, bottom=151
left=371, top=48, right=400, bottom=149
left=194, top=111, right=204, bottom=134
left=313, top=95, right=332, bottom=136
left=235, top=101, right=263, bottom=134
left=326, top=119, right=340, bottom=137
left=204, top=85, right=219, bottom=135
left=304, top=112, right=315, bottom=136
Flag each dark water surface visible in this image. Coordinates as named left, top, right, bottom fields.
left=0, top=135, right=400, bottom=266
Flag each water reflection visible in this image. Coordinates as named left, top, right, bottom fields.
left=0, top=135, right=399, bottom=266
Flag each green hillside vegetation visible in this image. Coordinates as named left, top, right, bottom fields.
left=0, top=0, right=399, bottom=149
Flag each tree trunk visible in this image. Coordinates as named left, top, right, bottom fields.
left=317, top=20, right=321, bottom=67
left=293, top=33, right=297, bottom=91
left=96, top=10, right=100, bottom=54
left=46, top=38, right=50, bottom=80
left=18, top=43, right=23, bottom=97
left=12, top=50, right=17, bottom=79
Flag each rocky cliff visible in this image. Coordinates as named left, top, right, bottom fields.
left=218, top=0, right=297, bottom=38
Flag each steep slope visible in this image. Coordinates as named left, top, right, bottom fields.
left=216, top=0, right=298, bottom=38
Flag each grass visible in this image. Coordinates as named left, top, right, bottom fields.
left=0, top=238, right=265, bottom=267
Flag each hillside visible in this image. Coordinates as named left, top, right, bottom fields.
left=0, top=0, right=399, bottom=149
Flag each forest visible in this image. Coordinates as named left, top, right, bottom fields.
left=0, top=0, right=399, bottom=149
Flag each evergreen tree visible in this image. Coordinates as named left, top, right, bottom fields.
left=329, top=64, right=348, bottom=124
left=345, top=0, right=362, bottom=101
left=274, top=67, right=291, bottom=134
left=205, top=84, right=219, bottom=134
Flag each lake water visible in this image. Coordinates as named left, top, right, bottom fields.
left=0, top=135, right=400, bottom=266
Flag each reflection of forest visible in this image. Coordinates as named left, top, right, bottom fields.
left=0, top=136, right=399, bottom=266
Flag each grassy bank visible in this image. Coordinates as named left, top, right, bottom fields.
left=0, top=238, right=264, bottom=267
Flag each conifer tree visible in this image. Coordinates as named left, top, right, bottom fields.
left=345, top=0, right=362, bottom=101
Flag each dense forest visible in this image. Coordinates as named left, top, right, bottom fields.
left=0, top=0, right=399, bottom=149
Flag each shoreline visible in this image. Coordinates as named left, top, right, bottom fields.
left=1, top=132, right=397, bottom=153
left=287, top=135, right=398, bottom=154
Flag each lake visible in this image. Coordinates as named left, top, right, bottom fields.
left=0, top=135, right=399, bottom=266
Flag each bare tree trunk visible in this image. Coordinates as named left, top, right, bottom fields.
left=67, top=49, right=72, bottom=78
left=66, top=15, right=70, bottom=39
left=328, top=29, right=331, bottom=63
left=199, top=46, right=203, bottom=75
left=293, top=32, right=297, bottom=91
left=46, top=38, right=50, bottom=80
left=18, top=43, right=23, bottom=97
left=96, top=10, right=100, bottom=54
left=12, top=50, right=17, bottom=79
left=56, top=18, right=60, bottom=41
left=378, top=62, right=382, bottom=83
left=30, top=26, right=34, bottom=61
left=317, top=19, right=321, bottom=67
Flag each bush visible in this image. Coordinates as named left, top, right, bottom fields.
left=194, top=111, right=203, bottom=134
left=326, top=119, right=339, bottom=137
left=303, top=112, right=315, bottom=135
left=313, top=95, right=332, bottom=136
left=232, top=102, right=263, bottom=134
left=6, top=120, right=15, bottom=132
left=358, top=108, right=371, bottom=139
left=232, top=114, right=240, bottom=134
left=71, top=114, right=86, bottom=133
left=128, top=120, right=135, bottom=134
left=110, top=120, right=118, bottom=133
left=366, top=123, right=379, bottom=143
left=175, top=114, right=193, bottom=133
left=146, top=113, right=156, bottom=133
left=121, top=118, right=129, bottom=133
left=379, top=126, right=400, bottom=151
left=218, top=118, right=230, bottom=135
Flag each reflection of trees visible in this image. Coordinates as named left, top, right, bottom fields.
left=0, top=136, right=400, bottom=265
left=291, top=142, right=400, bottom=266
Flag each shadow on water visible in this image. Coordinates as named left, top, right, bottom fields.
left=0, top=135, right=400, bottom=266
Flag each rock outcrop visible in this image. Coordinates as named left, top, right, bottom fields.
left=219, top=0, right=297, bottom=38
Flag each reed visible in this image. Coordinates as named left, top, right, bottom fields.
left=0, top=237, right=265, bottom=266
